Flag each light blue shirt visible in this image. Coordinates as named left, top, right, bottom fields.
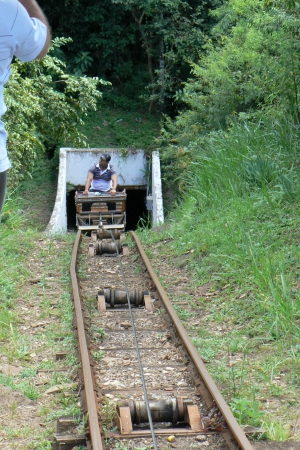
left=90, top=163, right=115, bottom=191
left=0, top=0, right=47, bottom=172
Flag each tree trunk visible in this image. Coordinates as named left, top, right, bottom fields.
left=132, top=11, right=156, bottom=112
left=159, top=13, right=165, bottom=112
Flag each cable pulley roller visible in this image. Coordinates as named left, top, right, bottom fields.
left=119, top=398, right=185, bottom=425
left=96, top=241, right=122, bottom=255
left=97, top=289, right=149, bottom=307
left=97, top=229, right=121, bottom=240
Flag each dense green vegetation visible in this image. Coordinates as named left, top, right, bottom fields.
left=158, top=0, right=300, bottom=191
left=5, top=0, right=300, bottom=184
left=38, top=0, right=223, bottom=111
left=5, top=37, right=105, bottom=185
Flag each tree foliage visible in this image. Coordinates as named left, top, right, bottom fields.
left=38, top=0, right=224, bottom=111
left=110, top=0, right=211, bottom=110
left=158, top=0, right=300, bottom=191
left=180, top=0, right=300, bottom=127
left=39, top=0, right=141, bottom=78
left=4, top=38, right=108, bottom=185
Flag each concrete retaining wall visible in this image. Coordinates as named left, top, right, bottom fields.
left=46, top=149, right=67, bottom=234
left=152, top=151, right=164, bottom=226
left=65, top=148, right=147, bottom=186
left=46, top=148, right=163, bottom=234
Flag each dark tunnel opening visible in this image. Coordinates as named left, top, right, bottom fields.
left=66, top=187, right=149, bottom=231
left=125, top=188, right=148, bottom=230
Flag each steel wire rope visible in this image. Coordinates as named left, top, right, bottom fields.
left=110, top=231, right=158, bottom=450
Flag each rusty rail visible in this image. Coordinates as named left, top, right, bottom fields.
left=130, top=231, right=254, bottom=450
left=70, top=230, right=104, bottom=450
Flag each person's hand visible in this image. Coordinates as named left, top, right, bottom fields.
left=110, top=189, right=116, bottom=196
left=83, top=190, right=89, bottom=195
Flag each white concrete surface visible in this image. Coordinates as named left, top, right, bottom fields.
left=46, top=148, right=67, bottom=234
left=152, top=151, right=164, bottom=226
left=65, top=148, right=146, bottom=186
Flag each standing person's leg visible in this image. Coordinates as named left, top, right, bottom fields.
left=0, top=170, right=7, bottom=219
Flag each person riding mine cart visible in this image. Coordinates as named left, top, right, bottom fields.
left=75, top=153, right=126, bottom=229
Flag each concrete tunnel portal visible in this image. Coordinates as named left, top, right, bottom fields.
left=46, top=148, right=164, bottom=234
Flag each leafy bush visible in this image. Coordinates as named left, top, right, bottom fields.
left=179, top=0, right=300, bottom=128
left=4, top=37, right=109, bottom=185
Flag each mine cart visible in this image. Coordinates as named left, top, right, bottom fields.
left=75, top=191, right=127, bottom=231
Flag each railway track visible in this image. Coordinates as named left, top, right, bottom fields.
left=55, top=229, right=254, bottom=450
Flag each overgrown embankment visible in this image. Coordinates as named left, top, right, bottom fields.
left=140, top=118, right=300, bottom=441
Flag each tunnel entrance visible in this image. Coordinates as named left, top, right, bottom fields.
left=67, top=187, right=149, bottom=231
left=125, top=188, right=148, bottom=230
left=67, top=189, right=77, bottom=230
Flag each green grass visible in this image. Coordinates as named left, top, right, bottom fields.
left=0, top=309, right=12, bottom=340
left=78, top=101, right=161, bottom=150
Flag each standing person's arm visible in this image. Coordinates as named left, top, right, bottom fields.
left=18, top=0, right=51, bottom=58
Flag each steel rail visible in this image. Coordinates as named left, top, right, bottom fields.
left=130, top=231, right=254, bottom=450
left=70, top=230, right=104, bottom=450
left=111, top=231, right=158, bottom=450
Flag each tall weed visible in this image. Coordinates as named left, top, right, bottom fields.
left=161, top=116, right=300, bottom=342
left=186, top=117, right=300, bottom=209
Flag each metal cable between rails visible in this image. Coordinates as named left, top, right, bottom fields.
left=111, top=231, right=158, bottom=450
